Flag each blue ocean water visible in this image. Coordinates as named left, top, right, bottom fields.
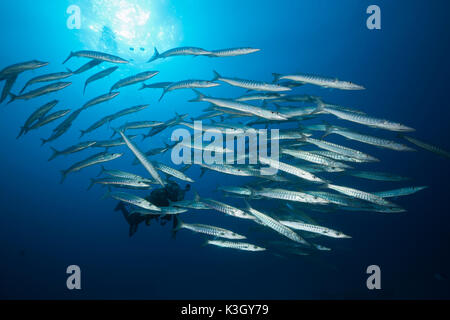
left=0, top=0, right=449, bottom=299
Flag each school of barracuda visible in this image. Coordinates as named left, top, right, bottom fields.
left=1, top=46, right=447, bottom=257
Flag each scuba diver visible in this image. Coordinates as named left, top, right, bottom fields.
left=115, top=181, right=191, bottom=237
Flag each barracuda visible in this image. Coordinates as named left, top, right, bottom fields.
left=118, top=130, right=165, bottom=187
left=110, top=71, right=159, bottom=92
left=205, top=240, right=266, bottom=252
left=212, top=71, right=291, bottom=92
left=173, top=216, right=246, bottom=240
left=245, top=201, right=310, bottom=246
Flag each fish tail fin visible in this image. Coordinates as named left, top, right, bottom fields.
left=139, top=83, right=147, bottom=91
left=7, top=93, right=18, bottom=104
left=87, top=178, right=96, bottom=191
left=171, top=216, right=184, bottom=239
left=158, top=89, right=167, bottom=102
left=272, top=73, right=282, bottom=83
left=321, top=122, right=334, bottom=139
left=83, top=82, right=87, bottom=95
left=60, top=170, right=68, bottom=184
left=79, top=130, right=85, bottom=138
left=193, top=190, right=201, bottom=202
left=199, top=167, right=207, bottom=178
left=243, top=199, right=252, bottom=211
left=66, top=67, right=73, bottom=73
left=188, top=89, right=205, bottom=102
left=312, top=99, right=326, bottom=115
left=62, top=51, right=74, bottom=64
left=96, top=165, right=106, bottom=177
left=16, top=127, right=26, bottom=139
left=273, top=103, right=281, bottom=110
left=211, top=70, right=221, bottom=82
left=19, top=85, right=27, bottom=94
left=147, top=47, right=160, bottom=63
left=40, top=138, right=48, bottom=146
left=48, top=146, right=60, bottom=161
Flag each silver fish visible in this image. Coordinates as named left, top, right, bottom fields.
left=83, top=66, right=118, bottom=94
left=153, top=161, right=195, bottom=183
left=279, top=220, right=351, bottom=239
left=1, top=75, right=18, bottom=103
left=132, top=206, right=187, bottom=215
left=373, top=186, right=428, bottom=198
left=88, top=177, right=152, bottom=191
left=323, top=125, right=415, bottom=151
left=73, top=59, right=103, bottom=75
left=81, top=105, right=148, bottom=137
left=8, top=82, right=72, bottom=104
left=201, top=198, right=255, bottom=220
left=28, top=109, right=71, bottom=131
left=0, top=60, right=48, bottom=77
left=147, top=46, right=212, bottom=63
left=20, top=69, right=73, bottom=93
left=63, top=50, right=129, bottom=64
left=259, top=157, right=325, bottom=183
left=110, top=71, right=159, bottom=92
left=92, top=135, right=137, bottom=149
left=173, top=216, right=246, bottom=240
left=48, top=141, right=96, bottom=161
left=309, top=150, right=368, bottom=163
left=190, top=90, right=288, bottom=120
left=326, top=183, right=396, bottom=207
left=245, top=201, right=309, bottom=245
left=171, top=192, right=209, bottom=210
left=316, top=103, right=415, bottom=132
left=212, top=71, right=291, bottom=92
left=140, top=81, right=173, bottom=90
left=302, top=136, right=379, bottom=162
left=348, top=170, right=409, bottom=182
left=236, top=92, right=285, bottom=102
left=252, top=188, right=329, bottom=205
left=118, top=130, right=165, bottom=186
left=199, top=163, right=255, bottom=177
left=82, top=91, right=120, bottom=110
left=97, top=166, right=155, bottom=183
left=217, top=186, right=252, bottom=197
left=60, top=152, right=123, bottom=183
left=273, top=72, right=365, bottom=90
left=106, top=191, right=161, bottom=211
left=80, top=116, right=112, bottom=138
left=40, top=107, right=84, bottom=145
left=206, top=47, right=260, bottom=57
left=159, top=79, right=219, bottom=101
left=280, top=148, right=351, bottom=169
left=400, top=135, right=450, bottom=159
left=205, top=240, right=266, bottom=252
left=112, top=120, right=164, bottom=138
left=17, top=100, right=58, bottom=138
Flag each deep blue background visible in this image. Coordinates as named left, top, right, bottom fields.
left=0, top=0, right=449, bottom=299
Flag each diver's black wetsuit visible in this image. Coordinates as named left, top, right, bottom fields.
left=115, top=182, right=190, bottom=237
